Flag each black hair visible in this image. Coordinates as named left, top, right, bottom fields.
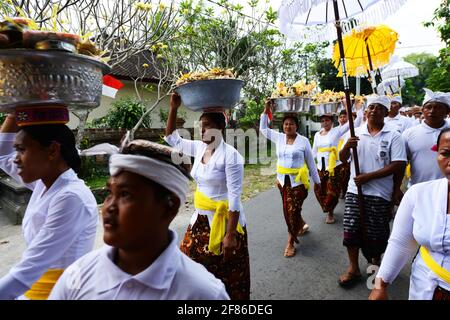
left=319, top=114, right=334, bottom=121
left=339, top=110, right=347, bottom=116
left=20, top=124, right=81, bottom=173
left=437, top=128, right=450, bottom=148
left=199, top=112, right=226, bottom=129
left=121, top=141, right=191, bottom=202
left=282, top=114, right=299, bottom=129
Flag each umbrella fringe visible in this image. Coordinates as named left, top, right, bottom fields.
left=279, top=0, right=408, bottom=43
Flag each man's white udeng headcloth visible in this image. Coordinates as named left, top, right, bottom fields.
left=390, top=95, right=402, bottom=105
left=366, top=95, right=391, bottom=111
left=109, top=154, right=189, bottom=205
left=80, top=139, right=190, bottom=205
left=423, top=88, right=450, bottom=108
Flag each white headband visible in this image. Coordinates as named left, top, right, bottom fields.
left=109, top=154, right=189, bottom=205
left=391, top=96, right=402, bottom=104
left=366, top=95, right=391, bottom=110
left=423, top=88, right=450, bottom=108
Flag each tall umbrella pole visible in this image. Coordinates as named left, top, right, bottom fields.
left=332, top=0, right=366, bottom=231
left=365, top=42, right=378, bottom=94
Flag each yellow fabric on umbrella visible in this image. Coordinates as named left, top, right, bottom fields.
left=332, top=25, right=398, bottom=77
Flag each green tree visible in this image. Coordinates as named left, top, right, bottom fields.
left=165, top=0, right=328, bottom=130
left=88, top=97, right=152, bottom=130
left=424, top=0, right=450, bottom=93
left=401, top=53, right=438, bottom=105
left=315, top=58, right=373, bottom=95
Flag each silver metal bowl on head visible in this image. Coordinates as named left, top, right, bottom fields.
left=0, top=49, right=111, bottom=112
left=272, top=96, right=311, bottom=113
left=175, top=78, right=244, bottom=111
left=35, top=40, right=77, bottom=53
left=312, top=102, right=341, bottom=115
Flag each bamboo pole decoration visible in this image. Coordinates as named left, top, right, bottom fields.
left=332, top=0, right=366, bottom=235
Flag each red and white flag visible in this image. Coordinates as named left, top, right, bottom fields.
left=267, top=108, right=273, bottom=122
left=102, top=75, right=124, bottom=98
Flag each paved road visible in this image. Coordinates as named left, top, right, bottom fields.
left=243, top=187, right=411, bottom=300
left=0, top=187, right=411, bottom=300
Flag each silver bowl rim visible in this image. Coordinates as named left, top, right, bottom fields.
left=271, top=96, right=312, bottom=100
left=0, top=48, right=111, bottom=74
left=175, top=78, right=245, bottom=90
left=311, top=101, right=341, bottom=106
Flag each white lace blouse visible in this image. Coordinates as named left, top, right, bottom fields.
left=164, top=130, right=246, bottom=228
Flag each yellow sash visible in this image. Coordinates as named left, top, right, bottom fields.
left=420, top=246, right=450, bottom=284
left=405, top=163, right=411, bottom=179
left=318, top=146, right=338, bottom=176
left=276, top=164, right=310, bottom=190
left=337, top=138, right=344, bottom=152
left=24, top=269, right=64, bottom=300
left=194, top=189, right=244, bottom=256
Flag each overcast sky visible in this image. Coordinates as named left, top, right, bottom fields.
left=270, top=0, right=445, bottom=57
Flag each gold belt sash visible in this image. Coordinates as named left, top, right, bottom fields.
left=24, top=269, right=64, bottom=300
left=194, top=189, right=244, bottom=255
left=318, top=146, right=338, bottom=176
left=276, top=164, right=310, bottom=190
left=420, top=246, right=450, bottom=284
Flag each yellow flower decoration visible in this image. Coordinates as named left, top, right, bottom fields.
left=135, top=2, right=152, bottom=11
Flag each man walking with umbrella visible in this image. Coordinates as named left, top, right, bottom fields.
left=338, top=95, right=407, bottom=287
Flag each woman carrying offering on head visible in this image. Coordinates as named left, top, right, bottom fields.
left=260, top=99, right=320, bottom=258
left=0, top=106, right=98, bottom=300
left=164, top=93, right=250, bottom=300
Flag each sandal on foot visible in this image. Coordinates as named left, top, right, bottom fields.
left=298, top=224, right=310, bottom=236
left=284, top=246, right=296, bottom=258
left=338, top=272, right=362, bottom=288
left=325, top=216, right=335, bottom=224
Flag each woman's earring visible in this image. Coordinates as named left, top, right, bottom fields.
left=167, top=196, right=174, bottom=208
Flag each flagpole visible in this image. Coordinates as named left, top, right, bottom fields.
left=332, top=0, right=366, bottom=235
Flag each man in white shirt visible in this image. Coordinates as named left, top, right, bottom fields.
left=49, top=141, right=229, bottom=300
left=338, top=95, right=407, bottom=288
left=402, top=89, right=450, bottom=185
left=384, top=96, right=412, bottom=133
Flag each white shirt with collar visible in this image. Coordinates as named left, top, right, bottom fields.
left=48, top=230, right=230, bottom=300
left=164, top=130, right=245, bottom=228
left=402, top=121, right=449, bottom=185
left=376, top=178, right=450, bottom=299
left=384, top=113, right=412, bottom=133
left=411, top=117, right=421, bottom=127
left=343, top=123, right=407, bottom=201
left=312, top=109, right=363, bottom=170
left=0, top=133, right=99, bottom=299
left=259, top=113, right=320, bottom=187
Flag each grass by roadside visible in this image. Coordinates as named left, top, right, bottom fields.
left=242, top=163, right=276, bottom=201
left=85, top=163, right=277, bottom=205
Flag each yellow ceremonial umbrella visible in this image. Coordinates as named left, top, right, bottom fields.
left=332, top=25, right=398, bottom=81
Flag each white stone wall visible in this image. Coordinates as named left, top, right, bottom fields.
left=67, top=80, right=201, bottom=129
